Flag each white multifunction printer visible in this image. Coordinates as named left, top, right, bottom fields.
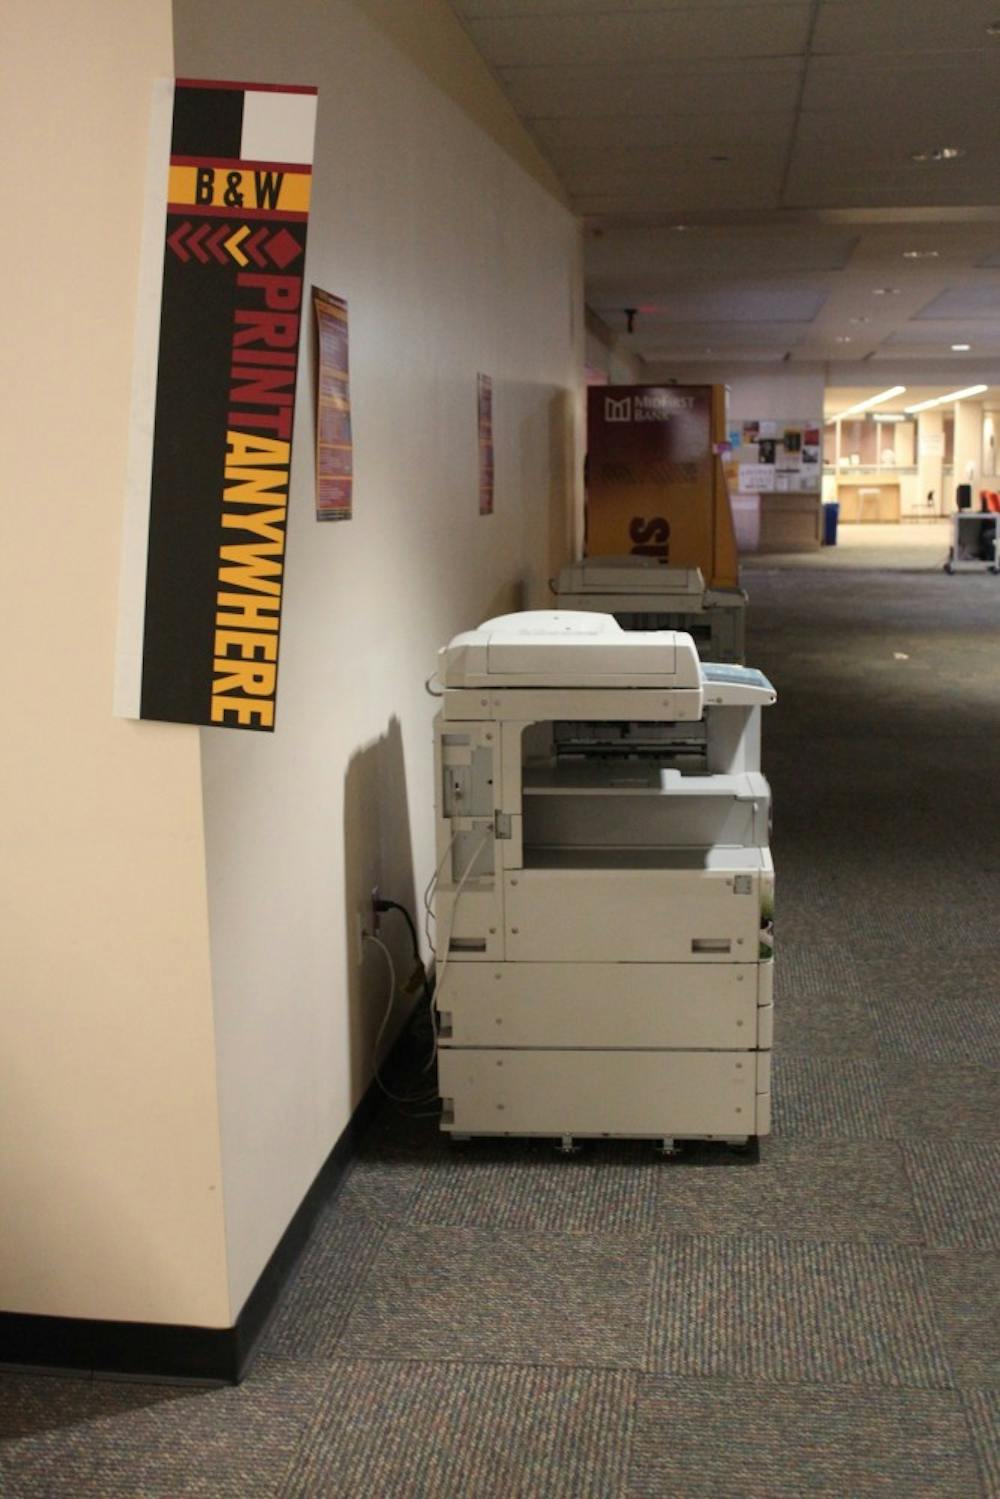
left=430, top=610, right=776, bottom=1151
left=554, top=555, right=748, bottom=663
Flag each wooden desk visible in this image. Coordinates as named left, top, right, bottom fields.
left=837, top=482, right=901, bottom=523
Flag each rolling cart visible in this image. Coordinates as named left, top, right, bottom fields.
left=944, top=512, right=1000, bottom=574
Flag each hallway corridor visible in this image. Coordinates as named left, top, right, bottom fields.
left=2, top=561, right=999, bottom=1497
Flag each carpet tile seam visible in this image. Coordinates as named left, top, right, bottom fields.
left=292, top=1348, right=972, bottom=1397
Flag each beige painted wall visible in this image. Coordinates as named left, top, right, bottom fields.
left=1, top=1, right=230, bottom=1324
left=173, top=0, right=584, bottom=1315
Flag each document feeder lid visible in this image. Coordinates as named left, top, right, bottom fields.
left=440, top=610, right=703, bottom=689
left=558, top=557, right=705, bottom=598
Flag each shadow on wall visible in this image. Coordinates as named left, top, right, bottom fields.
left=481, top=578, right=524, bottom=623
left=506, top=382, right=578, bottom=608
left=548, top=386, right=578, bottom=588
left=342, top=716, right=419, bottom=1106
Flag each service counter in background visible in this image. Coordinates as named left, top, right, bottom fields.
left=836, top=482, right=901, bottom=523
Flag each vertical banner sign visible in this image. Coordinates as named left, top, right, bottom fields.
left=478, top=373, right=494, bottom=516
left=585, top=384, right=737, bottom=586
left=314, top=289, right=353, bottom=521
left=125, top=79, right=318, bottom=732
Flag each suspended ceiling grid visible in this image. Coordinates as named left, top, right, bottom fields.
left=449, top=0, right=1000, bottom=369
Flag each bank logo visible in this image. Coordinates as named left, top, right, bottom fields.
left=605, top=396, right=632, bottom=422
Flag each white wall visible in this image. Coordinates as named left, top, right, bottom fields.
left=1, top=0, right=230, bottom=1325
left=642, top=360, right=826, bottom=426
left=174, top=0, right=584, bottom=1315
left=585, top=319, right=645, bottom=386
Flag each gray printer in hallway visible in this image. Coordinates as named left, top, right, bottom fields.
left=554, top=555, right=748, bottom=663
left=430, top=610, right=775, bottom=1149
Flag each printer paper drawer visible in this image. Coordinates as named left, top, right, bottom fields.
left=439, top=1048, right=757, bottom=1137
left=438, top=961, right=759, bottom=1048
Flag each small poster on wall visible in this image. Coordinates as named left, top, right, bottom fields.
left=739, top=464, right=776, bottom=492
left=314, top=288, right=353, bottom=521
left=478, top=373, right=494, bottom=515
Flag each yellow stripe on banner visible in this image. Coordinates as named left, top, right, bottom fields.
left=168, top=165, right=312, bottom=213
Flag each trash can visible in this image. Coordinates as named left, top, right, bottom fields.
left=822, top=501, right=839, bottom=546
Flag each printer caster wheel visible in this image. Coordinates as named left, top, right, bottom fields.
left=990, top=564, right=1000, bottom=575
left=943, top=561, right=955, bottom=574
left=556, top=1135, right=581, bottom=1155
left=658, top=1138, right=682, bottom=1157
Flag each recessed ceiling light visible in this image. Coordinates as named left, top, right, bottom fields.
left=952, top=343, right=971, bottom=351
left=902, top=249, right=940, bottom=259
left=672, top=223, right=690, bottom=232
left=873, top=287, right=901, bottom=296
left=911, top=146, right=965, bottom=163
left=849, top=316, right=871, bottom=325
left=834, top=335, right=852, bottom=343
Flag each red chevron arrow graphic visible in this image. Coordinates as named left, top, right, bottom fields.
left=187, top=224, right=210, bottom=263
left=206, top=224, right=232, bottom=263
left=166, top=222, right=191, bottom=262
left=244, top=226, right=269, bottom=267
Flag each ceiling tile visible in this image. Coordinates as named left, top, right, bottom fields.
left=463, top=4, right=812, bottom=67
left=585, top=226, right=860, bottom=283
left=533, top=111, right=794, bottom=154
left=813, top=0, right=1000, bottom=55
left=497, top=57, right=804, bottom=117
left=913, top=285, right=1000, bottom=319
left=560, top=143, right=785, bottom=210
left=783, top=149, right=988, bottom=211
left=592, top=292, right=823, bottom=324
left=794, top=103, right=999, bottom=157
left=803, top=50, right=1000, bottom=113
left=882, top=321, right=1000, bottom=347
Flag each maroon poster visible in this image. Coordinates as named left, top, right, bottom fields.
left=314, top=288, right=353, bottom=520
left=478, top=373, right=494, bottom=516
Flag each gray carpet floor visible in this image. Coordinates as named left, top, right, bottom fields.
left=2, top=559, right=999, bottom=1496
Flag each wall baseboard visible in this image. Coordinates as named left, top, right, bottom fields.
left=0, top=1076, right=382, bottom=1385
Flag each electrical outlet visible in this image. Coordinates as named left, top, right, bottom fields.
left=354, top=909, right=368, bottom=966
left=370, top=883, right=382, bottom=935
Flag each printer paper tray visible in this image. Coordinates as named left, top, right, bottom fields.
left=439, top=1048, right=769, bottom=1138
left=438, top=961, right=764, bottom=1048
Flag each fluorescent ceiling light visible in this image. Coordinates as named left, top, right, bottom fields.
left=905, top=384, right=988, bottom=413
left=830, top=386, right=907, bottom=420
left=902, top=250, right=939, bottom=259
left=952, top=343, right=971, bottom=351
left=873, top=413, right=905, bottom=423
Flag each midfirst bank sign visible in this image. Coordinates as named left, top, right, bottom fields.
left=605, top=392, right=696, bottom=422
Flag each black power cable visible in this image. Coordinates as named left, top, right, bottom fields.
left=373, top=898, right=433, bottom=1008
